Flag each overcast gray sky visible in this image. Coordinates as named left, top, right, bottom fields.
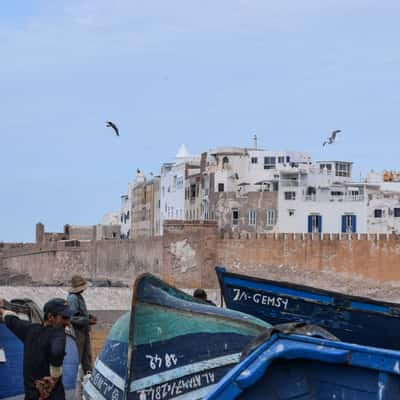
left=1, top=1, right=400, bottom=242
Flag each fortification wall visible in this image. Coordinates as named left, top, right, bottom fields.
left=217, top=232, right=400, bottom=283
left=2, top=225, right=400, bottom=297
left=2, top=238, right=162, bottom=285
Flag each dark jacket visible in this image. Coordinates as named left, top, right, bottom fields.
left=67, top=293, right=90, bottom=332
left=4, top=315, right=66, bottom=400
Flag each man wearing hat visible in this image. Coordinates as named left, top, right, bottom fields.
left=67, top=274, right=97, bottom=376
left=0, top=297, right=72, bottom=399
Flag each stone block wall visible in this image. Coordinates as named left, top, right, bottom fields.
left=3, top=223, right=400, bottom=292
left=217, top=232, right=400, bottom=283
left=2, top=238, right=162, bottom=285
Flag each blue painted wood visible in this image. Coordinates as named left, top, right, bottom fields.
left=352, top=214, right=357, bottom=233
left=205, top=333, right=400, bottom=399
left=342, top=215, right=347, bottom=233
left=216, top=266, right=400, bottom=350
left=307, top=215, right=312, bottom=233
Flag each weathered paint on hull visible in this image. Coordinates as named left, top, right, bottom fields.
left=84, top=273, right=270, bottom=400
left=205, top=333, right=400, bottom=399
left=216, top=266, right=400, bottom=350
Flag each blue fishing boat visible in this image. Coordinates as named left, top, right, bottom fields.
left=205, top=325, right=400, bottom=399
left=84, top=273, right=271, bottom=400
left=0, top=299, right=79, bottom=400
left=216, top=266, right=400, bottom=350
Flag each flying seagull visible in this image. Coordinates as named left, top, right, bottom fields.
left=323, top=129, right=341, bottom=146
left=106, top=121, right=119, bottom=136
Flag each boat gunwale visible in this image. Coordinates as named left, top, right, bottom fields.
left=216, top=266, right=400, bottom=314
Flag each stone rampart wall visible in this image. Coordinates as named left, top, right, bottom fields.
left=2, top=238, right=162, bottom=285
left=2, top=224, right=400, bottom=290
left=217, top=232, right=400, bottom=282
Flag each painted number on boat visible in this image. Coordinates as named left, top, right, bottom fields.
left=138, top=371, right=215, bottom=400
left=232, top=288, right=289, bottom=310
left=146, top=353, right=178, bottom=370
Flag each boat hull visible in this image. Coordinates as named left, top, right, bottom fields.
left=84, top=273, right=270, bottom=400
left=205, top=332, right=400, bottom=399
left=216, top=266, right=400, bottom=350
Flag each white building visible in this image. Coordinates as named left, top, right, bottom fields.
left=207, top=136, right=312, bottom=196
left=120, top=182, right=134, bottom=239
left=160, top=145, right=200, bottom=234
left=277, top=161, right=367, bottom=233
left=364, top=171, right=400, bottom=233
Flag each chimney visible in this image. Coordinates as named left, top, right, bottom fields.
left=252, top=134, right=258, bottom=149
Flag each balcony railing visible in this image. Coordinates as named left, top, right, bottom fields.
left=280, top=180, right=299, bottom=187
left=303, top=194, right=364, bottom=202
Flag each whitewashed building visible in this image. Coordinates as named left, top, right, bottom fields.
left=160, top=145, right=200, bottom=234
left=277, top=161, right=367, bottom=233
left=364, top=171, right=400, bottom=233
left=120, top=181, right=134, bottom=239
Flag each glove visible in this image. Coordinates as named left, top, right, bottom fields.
left=35, top=376, right=58, bottom=399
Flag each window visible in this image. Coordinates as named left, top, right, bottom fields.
left=308, top=214, right=322, bottom=233
left=222, top=156, right=229, bottom=168
left=218, top=183, right=224, bottom=192
left=248, top=210, right=256, bottom=225
left=232, top=208, right=239, bottom=225
left=349, top=190, right=359, bottom=200
left=142, top=207, right=146, bottom=221
left=319, top=163, right=332, bottom=171
left=342, top=214, right=356, bottom=233
left=336, top=163, right=351, bottom=177
left=286, top=156, right=290, bottom=163
left=288, top=209, right=295, bottom=216
left=285, top=191, right=296, bottom=200
left=264, top=157, right=276, bottom=169
left=395, top=208, right=400, bottom=217
left=331, top=191, right=344, bottom=197
left=278, top=156, right=285, bottom=163
left=177, top=176, right=183, bottom=189
left=173, top=176, right=177, bottom=191
left=251, top=157, right=258, bottom=164
left=374, top=209, right=382, bottom=218
left=190, top=184, right=196, bottom=198
left=266, top=209, right=276, bottom=225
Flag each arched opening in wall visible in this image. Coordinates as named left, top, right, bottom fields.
left=222, top=156, right=229, bottom=169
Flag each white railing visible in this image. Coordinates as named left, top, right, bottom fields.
left=280, top=180, right=299, bottom=187
left=303, top=194, right=364, bottom=202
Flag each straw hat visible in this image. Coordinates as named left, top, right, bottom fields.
left=69, top=274, right=88, bottom=293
